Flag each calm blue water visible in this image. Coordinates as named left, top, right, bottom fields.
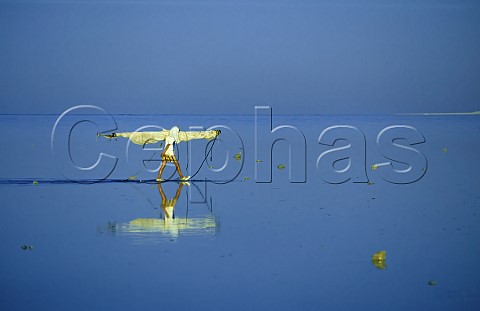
left=1, top=113, right=479, bottom=310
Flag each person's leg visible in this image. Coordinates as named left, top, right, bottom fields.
left=174, top=160, right=184, bottom=179
left=157, top=160, right=167, bottom=181
left=175, top=161, right=190, bottom=181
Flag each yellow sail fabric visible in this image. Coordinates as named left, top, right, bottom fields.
left=179, top=130, right=220, bottom=142
left=116, top=130, right=169, bottom=145
left=107, top=129, right=220, bottom=145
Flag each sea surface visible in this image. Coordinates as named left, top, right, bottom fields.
left=1, top=113, right=479, bottom=310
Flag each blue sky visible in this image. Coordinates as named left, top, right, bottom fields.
left=1, top=0, right=479, bottom=114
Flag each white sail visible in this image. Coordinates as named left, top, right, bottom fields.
left=100, top=129, right=220, bottom=145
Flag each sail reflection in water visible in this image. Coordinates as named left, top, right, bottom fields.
left=110, top=182, right=218, bottom=243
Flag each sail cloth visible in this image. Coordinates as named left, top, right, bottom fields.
left=101, top=129, right=220, bottom=145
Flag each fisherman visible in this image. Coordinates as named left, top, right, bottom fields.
left=98, top=126, right=220, bottom=182
left=158, top=126, right=188, bottom=182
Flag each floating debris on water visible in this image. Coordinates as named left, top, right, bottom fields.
left=371, top=164, right=378, bottom=171
left=371, top=250, right=387, bottom=269
left=256, top=160, right=263, bottom=163
left=128, top=175, right=137, bottom=181
left=277, top=164, right=286, bottom=170
left=32, top=181, right=39, bottom=185
left=208, top=165, right=214, bottom=169
left=234, top=152, right=242, bottom=161
left=367, top=181, right=375, bottom=185
left=243, top=177, right=250, bottom=181
left=428, top=280, right=438, bottom=286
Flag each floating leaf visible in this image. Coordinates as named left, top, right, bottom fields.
left=21, top=245, right=28, bottom=250
left=128, top=175, right=137, bottom=181
left=371, top=164, right=378, bottom=171
left=442, top=147, right=447, bottom=153
left=371, top=250, right=387, bottom=269
left=256, top=160, right=263, bottom=163
left=234, top=152, right=242, bottom=161
left=277, top=164, right=286, bottom=170
left=243, top=177, right=250, bottom=181
left=428, top=280, right=438, bottom=286
left=32, top=181, right=39, bottom=185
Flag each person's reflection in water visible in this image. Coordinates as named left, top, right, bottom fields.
left=158, top=181, right=184, bottom=222
left=158, top=182, right=190, bottom=223
left=113, top=181, right=217, bottom=241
